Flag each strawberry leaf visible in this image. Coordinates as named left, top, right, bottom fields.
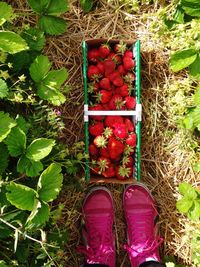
left=5, top=127, right=26, bottom=157
left=17, top=155, right=43, bottom=177
left=0, top=112, right=16, bottom=142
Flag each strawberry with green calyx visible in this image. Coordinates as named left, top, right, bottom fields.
left=99, top=78, right=111, bottom=90
left=94, top=135, right=108, bottom=148
left=124, top=144, right=134, bottom=156
left=97, top=90, right=112, bottom=104
left=114, top=41, right=127, bottom=55
left=89, top=144, right=99, bottom=156
left=88, top=82, right=99, bottom=93
left=109, top=94, right=125, bottom=110
left=104, top=59, right=116, bottom=76
left=89, top=104, right=105, bottom=121
left=116, top=165, right=132, bottom=180
left=123, top=56, right=136, bottom=71
left=124, top=73, right=135, bottom=84
left=105, top=116, right=124, bottom=128
left=108, top=52, right=122, bottom=65
left=99, top=43, right=110, bottom=58
left=108, top=71, right=123, bottom=87
left=116, top=84, right=132, bottom=97
left=97, top=156, right=111, bottom=172
left=124, top=118, right=134, bottom=132
left=103, top=127, right=113, bottom=139
left=124, top=50, right=133, bottom=58
left=87, top=65, right=102, bottom=80
left=89, top=121, right=104, bottom=136
left=102, top=164, right=116, bottom=178
left=122, top=155, right=134, bottom=167
left=125, top=96, right=136, bottom=109
left=92, top=165, right=101, bottom=175
left=126, top=133, right=136, bottom=147
left=96, top=61, right=105, bottom=76
left=100, top=147, right=110, bottom=158
left=108, top=137, right=124, bottom=159
left=88, top=48, right=100, bottom=63
left=113, top=123, right=128, bottom=139
left=118, top=65, right=127, bottom=75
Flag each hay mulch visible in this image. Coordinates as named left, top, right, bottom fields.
left=12, top=0, right=200, bottom=266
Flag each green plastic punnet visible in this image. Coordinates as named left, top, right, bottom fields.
left=83, top=39, right=141, bottom=183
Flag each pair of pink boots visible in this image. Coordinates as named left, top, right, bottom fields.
left=78, top=183, right=163, bottom=267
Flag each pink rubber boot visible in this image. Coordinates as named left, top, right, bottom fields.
left=78, top=187, right=115, bottom=267
left=123, top=183, right=163, bottom=267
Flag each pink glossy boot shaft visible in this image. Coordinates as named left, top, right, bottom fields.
left=123, top=183, right=163, bottom=267
left=78, top=187, right=115, bottom=267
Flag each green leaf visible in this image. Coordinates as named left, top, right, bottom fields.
left=176, top=196, right=193, bottom=213
left=0, top=143, right=9, bottom=175
left=0, top=2, right=13, bottom=26
left=16, top=116, right=31, bottom=135
left=80, top=0, right=94, bottom=13
left=38, top=163, right=63, bottom=202
left=47, top=0, right=69, bottom=15
left=173, top=6, right=185, bottom=23
left=6, top=182, right=37, bottom=211
left=22, top=27, right=45, bottom=51
left=188, top=200, right=200, bottom=221
left=194, top=87, right=200, bottom=106
left=5, top=127, right=26, bottom=157
left=179, top=182, right=193, bottom=195
left=43, top=68, right=68, bottom=89
left=26, top=138, right=55, bottom=161
left=0, top=260, right=9, bottom=267
left=29, top=55, right=52, bottom=83
left=37, top=84, right=66, bottom=105
left=181, top=0, right=200, bottom=17
left=27, top=0, right=50, bottom=14
left=38, top=15, right=67, bottom=35
left=17, top=155, right=43, bottom=177
left=0, top=31, right=28, bottom=54
left=0, top=78, right=8, bottom=98
left=0, top=112, right=16, bottom=142
left=183, top=107, right=200, bottom=130
left=185, top=185, right=197, bottom=200
left=189, top=54, right=200, bottom=77
left=170, top=49, right=197, bottom=72
left=26, top=200, right=50, bottom=229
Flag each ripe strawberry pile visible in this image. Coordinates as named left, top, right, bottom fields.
left=89, top=115, right=136, bottom=180
left=87, top=42, right=136, bottom=110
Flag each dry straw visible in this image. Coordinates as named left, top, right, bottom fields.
left=9, top=0, right=200, bottom=266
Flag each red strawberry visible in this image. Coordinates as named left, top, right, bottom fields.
left=96, top=62, right=105, bottom=75
left=124, top=50, right=133, bottom=58
left=116, top=84, right=131, bottom=97
left=108, top=71, right=123, bottom=87
left=109, top=94, right=125, bottom=110
left=105, top=116, right=124, bottom=127
left=114, top=41, right=127, bottom=55
left=92, top=166, right=101, bottom=175
left=97, top=90, right=112, bottom=104
left=116, top=165, right=132, bottom=180
left=89, top=121, right=104, bottom=136
left=97, top=156, right=111, bottom=172
left=124, top=118, right=134, bottom=132
left=108, top=137, right=124, bottom=159
left=102, top=103, right=110, bottom=110
left=99, top=44, right=110, bottom=58
left=102, top=164, right=116, bottom=178
left=124, top=145, right=134, bottom=156
left=89, top=144, right=99, bottom=156
left=100, top=147, right=110, bottom=158
left=89, top=104, right=104, bottom=121
left=113, top=123, right=128, bottom=139
left=94, top=135, right=107, bottom=148
left=104, top=59, right=116, bottom=76
left=126, top=133, right=136, bottom=147
left=125, top=96, right=136, bottom=109
left=87, top=65, right=102, bottom=80
left=118, top=65, right=126, bottom=75
left=99, top=78, right=111, bottom=90
left=88, top=82, right=99, bottom=93
left=124, top=73, right=135, bottom=84
left=108, top=52, right=122, bottom=64
left=123, top=56, right=136, bottom=70
left=122, top=156, right=134, bottom=167
left=103, top=127, right=113, bottom=139
left=88, top=49, right=99, bottom=63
